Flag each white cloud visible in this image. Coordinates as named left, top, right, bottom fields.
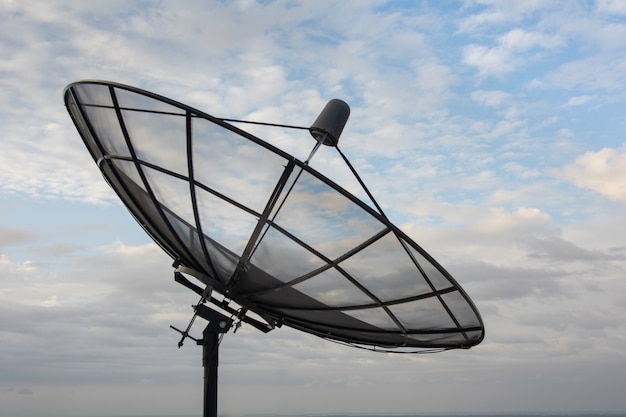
left=594, top=22, right=626, bottom=50
left=413, top=61, right=457, bottom=95
left=564, top=95, right=597, bottom=106
left=458, top=0, right=559, bottom=33
left=502, top=161, right=541, bottom=179
left=597, top=0, right=626, bottom=15
left=463, top=43, right=515, bottom=76
left=558, top=145, right=626, bottom=202
left=547, top=55, right=626, bottom=91
left=499, top=28, right=562, bottom=51
left=463, top=29, right=563, bottom=78
left=471, top=89, right=512, bottom=107
left=0, top=121, right=115, bottom=203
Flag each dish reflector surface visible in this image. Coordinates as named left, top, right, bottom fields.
left=64, top=81, right=484, bottom=351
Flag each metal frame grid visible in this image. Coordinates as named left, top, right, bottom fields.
left=64, top=80, right=484, bottom=352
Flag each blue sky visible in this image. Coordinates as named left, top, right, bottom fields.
left=1, top=1, right=626, bottom=416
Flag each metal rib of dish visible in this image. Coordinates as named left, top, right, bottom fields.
left=64, top=81, right=484, bottom=351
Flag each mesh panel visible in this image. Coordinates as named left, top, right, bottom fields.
left=64, top=81, right=484, bottom=350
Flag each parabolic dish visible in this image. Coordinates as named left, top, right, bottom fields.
left=64, top=81, right=484, bottom=351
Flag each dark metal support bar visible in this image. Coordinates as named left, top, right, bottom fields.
left=202, top=327, right=219, bottom=417
left=195, top=306, right=233, bottom=417
left=174, top=272, right=273, bottom=333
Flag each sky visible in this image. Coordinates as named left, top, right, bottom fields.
left=1, top=1, right=626, bottom=416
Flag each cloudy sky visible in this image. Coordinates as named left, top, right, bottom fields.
left=2, top=1, right=626, bottom=416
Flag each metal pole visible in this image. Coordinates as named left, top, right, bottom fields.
left=202, top=325, right=219, bottom=417
left=195, top=305, right=232, bottom=417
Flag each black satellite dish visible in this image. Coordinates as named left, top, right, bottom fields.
left=64, top=80, right=484, bottom=417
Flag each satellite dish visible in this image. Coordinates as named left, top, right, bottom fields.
left=64, top=80, right=484, bottom=416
